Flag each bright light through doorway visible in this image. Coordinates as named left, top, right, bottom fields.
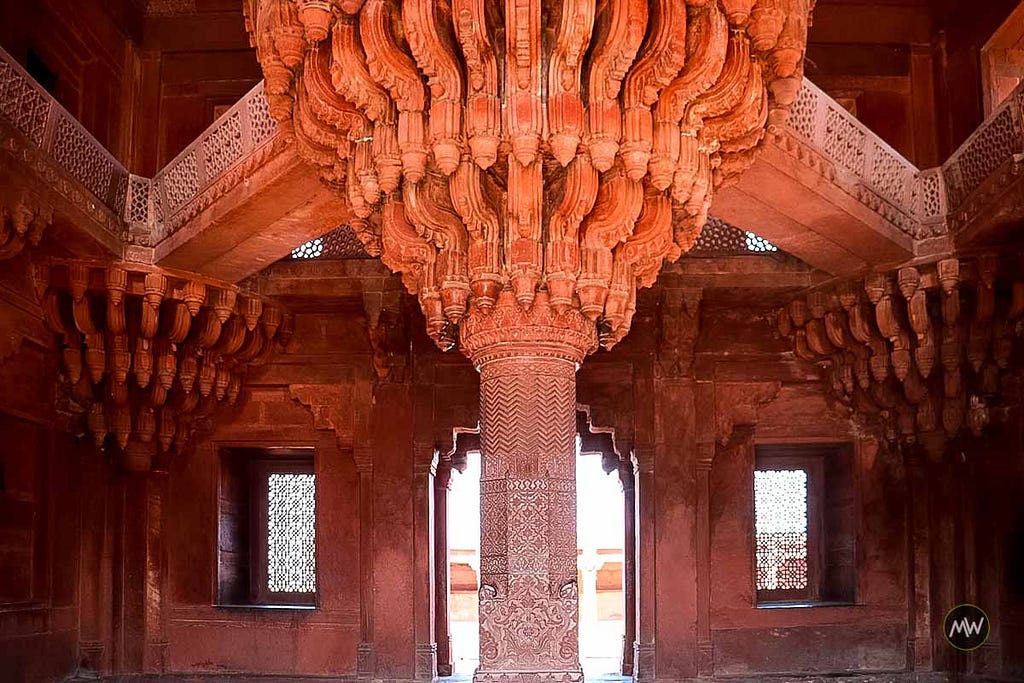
left=446, top=443, right=626, bottom=677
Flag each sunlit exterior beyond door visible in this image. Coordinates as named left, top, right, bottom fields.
left=448, top=446, right=625, bottom=676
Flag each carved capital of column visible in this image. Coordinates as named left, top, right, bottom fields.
left=356, top=641, right=374, bottom=680
left=459, top=290, right=597, bottom=368
left=246, top=0, right=812, bottom=353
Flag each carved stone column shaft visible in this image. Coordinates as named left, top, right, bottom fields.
left=475, top=354, right=583, bottom=683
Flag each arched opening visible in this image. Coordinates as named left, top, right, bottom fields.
left=434, top=414, right=635, bottom=679
left=447, top=447, right=481, bottom=675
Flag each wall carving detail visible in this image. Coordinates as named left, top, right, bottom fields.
left=38, top=260, right=293, bottom=470
left=0, top=194, right=51, bottom=260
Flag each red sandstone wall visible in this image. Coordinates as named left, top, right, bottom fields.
left=1, top=271, right=1021, bottom=681
left=160, top=309, right=366, bottom=675
left=578, top=299, right=913, bottom=678
left=0, top=255, right=88, bottom=683
left=157, top=304, right=479, bottom=678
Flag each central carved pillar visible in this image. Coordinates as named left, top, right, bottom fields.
left=461, top=292, right=596, bottom=683
left=245, top=1, right=812, bottom=677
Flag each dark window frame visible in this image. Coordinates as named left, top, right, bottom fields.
left=753, top=442, right=860, bottom=607
left=217, top=447, right=317, bottom=608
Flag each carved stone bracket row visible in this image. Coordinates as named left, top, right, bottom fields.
left=38, top=260, right=293, bottom=470
left=780, top=253, right=1024, bottom=446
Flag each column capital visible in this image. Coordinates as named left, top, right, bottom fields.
left=459, top=290, right=597, bottom=368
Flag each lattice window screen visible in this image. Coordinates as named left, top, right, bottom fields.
left=754, top=469, right=808, bottom=591
left=291, top=238, right=325, bottom=259
left=267, top=473, right=317, bottom=594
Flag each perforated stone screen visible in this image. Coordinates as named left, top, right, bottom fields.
left=754, top=469, right=808, bottom=592
left=267, top=473, right=317, bottom=594
left=290, top=225, right=371, bottom=259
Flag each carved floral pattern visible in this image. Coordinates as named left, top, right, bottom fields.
left=476, top=354, right=583, bottom=680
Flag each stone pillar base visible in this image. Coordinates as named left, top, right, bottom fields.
left=473, top=669, right=584, bottom=683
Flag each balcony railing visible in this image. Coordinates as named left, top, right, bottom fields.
left=942, top=85, right=1024, bottom=211
left=0, top=44, right=280, bottom=248
left=0, top=46, right=129, bottom=230
left=786, top=78, right=949, bottom=239
left=1, top=42, right=1022, bottom=257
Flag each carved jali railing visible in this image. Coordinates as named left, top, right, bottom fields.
left=0, top=45, right=129, bottom=237
left=783, top=77, right=948, bottom=240
left=4, top=42, right=1023, bottom=266
left=0, top=44, right=284, bottom=252
left=942, top=81, right=1024, bottom=232
left=138, top=81, right=282, bottom=243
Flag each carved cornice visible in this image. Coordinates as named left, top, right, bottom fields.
left=38, top=259, right=292, bottom=470
left=244, top=0, right=814, bottom=358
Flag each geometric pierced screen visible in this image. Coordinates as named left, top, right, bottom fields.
left=754, top=469, right=808, bottom=591
left=689, top=216, right=780, bottom=256
left=743, top=231, right=778, bottom=253
left=289, top=224, right=372, bottom=260
left=291, top=237, right=325, bottom=259
left=267, top=473, right=317, bottom=593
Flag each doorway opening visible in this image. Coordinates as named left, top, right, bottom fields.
left=441, top=423, right=629, bottom=678
left=576, top=446, right=626, bottom=677
left=447, top=448, right=481, bottom=675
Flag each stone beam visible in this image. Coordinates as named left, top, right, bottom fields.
left=714, top=133, right=917, bottom=276
left=152, top=145, right=350, bottom=282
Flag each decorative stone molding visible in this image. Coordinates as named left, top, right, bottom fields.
left=38, top=259, right=292, bottom=470
left=289, top=384, right=356, bottom=446
left=655, top=287, right=702, bottom=378
left=356, top=641, right=375, bottom=680
left=0, top=194, right=50, bottom=260
left=362, top=287, right=409, bottom=381
left=460, top=291, right=598, bottom=367
left=244, top=0, right=814, bottom=351
left=714, top=381, right=782, bottom=445
left=780, top=253, right=1024, bottom=446
left=414, top=641, right=438, bottom=680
